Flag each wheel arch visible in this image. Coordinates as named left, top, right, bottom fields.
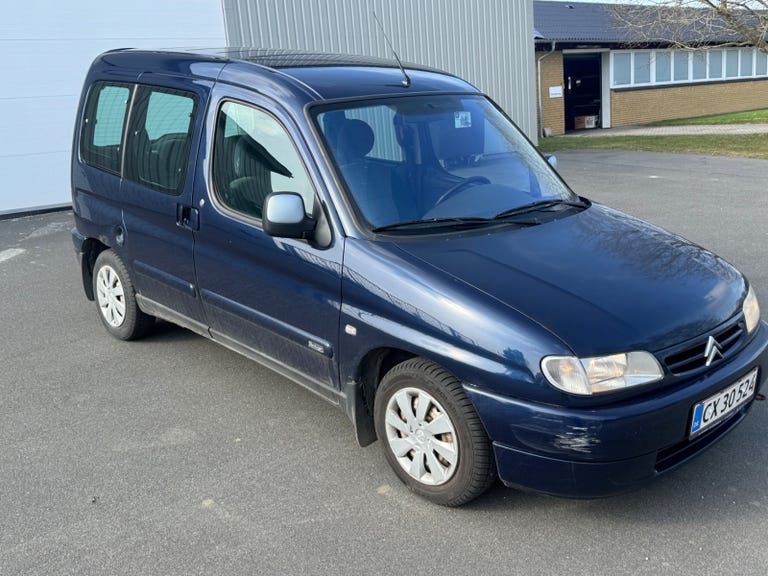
left=344, top=347, right=416, bottom=447
left=343, top=337, right=509, bottom=448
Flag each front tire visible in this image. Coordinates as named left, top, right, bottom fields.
left=374, top=358, right=496, bottom=506
left=93, top=250, right=154, bottom=340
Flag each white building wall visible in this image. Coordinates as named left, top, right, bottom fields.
left=223, top=0, right=537, bottom=141
left=1, top=0, right=226, bottom=215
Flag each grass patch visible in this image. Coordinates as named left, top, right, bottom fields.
left=646, top=109, right=768, bottom=126
left=538, top=133, right=768, bottom=159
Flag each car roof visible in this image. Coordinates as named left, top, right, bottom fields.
left=199, top=47, right=443, bottom=72
left=93, top=47, right=479, bottom=103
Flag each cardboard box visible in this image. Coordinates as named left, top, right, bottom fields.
left=574, top=115, right=598, bottom=130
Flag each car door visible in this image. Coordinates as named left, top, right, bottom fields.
left=192, top=86, right=343, bottom=400
left=119, top=74, right=212, bottom=333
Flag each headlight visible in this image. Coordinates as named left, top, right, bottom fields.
left=743, top=284, right=760, bottom=334
left=541, top=351, right=663, bottom=395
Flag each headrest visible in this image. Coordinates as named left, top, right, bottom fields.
left=335, top=119, right=374, bottom=163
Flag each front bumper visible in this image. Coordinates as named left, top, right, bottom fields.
left=464, top=322, right=768, bottom=498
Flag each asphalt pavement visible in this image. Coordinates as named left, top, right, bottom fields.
left=1, top=150, right=767, bottom=575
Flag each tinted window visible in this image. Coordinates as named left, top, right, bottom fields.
left=125, top=87, right=196, bottom=194
left=213, top=101, right=315, bottom=219
left=80, top=83, right=131, bottom=174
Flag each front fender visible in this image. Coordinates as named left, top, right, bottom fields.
left=338, top=238, right=572, bottom=404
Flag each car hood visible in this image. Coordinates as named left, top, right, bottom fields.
left=393, top=204, right=745, bottom=356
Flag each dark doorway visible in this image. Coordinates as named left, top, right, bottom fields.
left=563, top=54, right=602, bottom=131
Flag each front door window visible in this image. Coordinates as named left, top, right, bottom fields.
left=212, top=101, right=315, bottom=220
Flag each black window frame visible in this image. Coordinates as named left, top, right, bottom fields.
left=123, top=85, right=199, bottom=196
left=79, top=81, right=134, bottom=176
left=210, top=98, right=318, bottom=223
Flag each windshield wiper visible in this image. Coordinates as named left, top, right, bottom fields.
left=372, top=217, right=498, bottom=233
left=493, top=198, right=587, bottom=220
left=371, top=201, right=586, bottom=233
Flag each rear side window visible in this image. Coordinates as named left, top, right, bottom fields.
left=80, top=83, right=131, bottom=174
left=125, top=87, right=196, bottom=194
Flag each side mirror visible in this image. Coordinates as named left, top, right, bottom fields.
left=545, top=154, right=557, bottom=169
left=263, top=192, right=316, bottom=239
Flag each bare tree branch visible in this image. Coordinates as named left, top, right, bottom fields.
left=610, top=1, right=768, bottom=53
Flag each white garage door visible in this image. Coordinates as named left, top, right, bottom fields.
left=1, top=0, right=225, bottom=215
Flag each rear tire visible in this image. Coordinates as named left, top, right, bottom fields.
left=374, top=358, right=496, bottom=506
left=93, top=250, right=154, bottom=340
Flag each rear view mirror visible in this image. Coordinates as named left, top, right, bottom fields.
left=545, top=154, right=557, bottom=169
left=263, top=192, right=316, bottom=239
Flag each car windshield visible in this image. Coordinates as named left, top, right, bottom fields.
left=315, top=94, right=577, bottom=232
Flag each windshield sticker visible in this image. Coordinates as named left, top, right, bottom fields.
left=454, top=111, right=472, bottom=128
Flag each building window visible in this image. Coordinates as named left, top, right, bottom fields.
left=740, top=49, right=754, bottom=76
left=673, top=51, right=689, bottom=81
left=634, top=52, right=651, bottom=84
left=613, top=53, right=631, bottom=85
left=655, top=52, right=671, bottom=82
left=709, top=50, right=723, bottom=78
left=692, top=52, right=707, bottom=80
left=757, top=51, right=768, bottom=76
left=725, top=50, right=739, bottom=77
left=611, top=47, right=768, bottom=88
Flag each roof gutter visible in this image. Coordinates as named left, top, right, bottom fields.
left=537, top=40, right=557, bottom=139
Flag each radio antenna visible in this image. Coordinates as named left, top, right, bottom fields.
left=372, top=11, right=411, bottom=88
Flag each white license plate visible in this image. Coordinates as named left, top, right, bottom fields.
left=689, top=368, right=758, bottom=437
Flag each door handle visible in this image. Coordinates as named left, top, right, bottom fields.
left=177, top=204, right=199, bottom=230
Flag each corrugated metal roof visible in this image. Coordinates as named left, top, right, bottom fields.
left=533, top=1, right=754, bottom=45
left=222, top=0, right=538, bottom=141
left=534, top=1, right=631, bottom=43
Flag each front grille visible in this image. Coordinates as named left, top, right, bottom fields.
left=662, top=317, right=745, bottom=376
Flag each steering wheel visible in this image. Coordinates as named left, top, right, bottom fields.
left=435, top=176, right=491, bottom=205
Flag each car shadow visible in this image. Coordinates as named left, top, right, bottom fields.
left=139, top=320, right=203, bottom=343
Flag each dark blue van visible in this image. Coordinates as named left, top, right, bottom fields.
left=72, top=48, right=767, bottom=505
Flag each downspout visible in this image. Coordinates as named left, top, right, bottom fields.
left=537, top=40, right=556, bottom=138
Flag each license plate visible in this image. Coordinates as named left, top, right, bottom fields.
left=689, top=368, right=758, bottom=437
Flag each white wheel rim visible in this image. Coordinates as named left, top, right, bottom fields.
left=384, top=387, right=459, bottom=486
left=96, top=264, right=126, bottom=327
